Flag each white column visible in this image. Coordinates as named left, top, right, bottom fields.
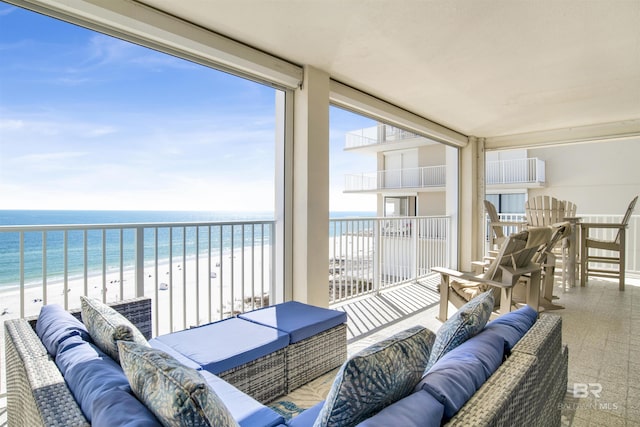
left=292, top=66, right=330, bottom=307
left=445, top=145, right=459, bottom=270
left=458, top=136, right=484, bottom=270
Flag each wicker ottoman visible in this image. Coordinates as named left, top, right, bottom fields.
left=239, top=301, right=348, bottom=393
left=149, top=317, right=289, bottom=403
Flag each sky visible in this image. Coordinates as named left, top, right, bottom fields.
left=0, top=3, right=377, bottom=213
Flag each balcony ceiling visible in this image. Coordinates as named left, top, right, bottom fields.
left=131, top=1, right=640, bottom=139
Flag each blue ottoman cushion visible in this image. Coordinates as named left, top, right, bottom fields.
left=238, top=301, right=346, bottom=343
left=149, top=317, right=289, bottom=374
left=200, top=370, right=285, bottom=427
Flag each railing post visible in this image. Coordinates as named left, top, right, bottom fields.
left=374, top=220, right=381, bottom=295
left=135, top=226, right=145, bottom=298
left=413, top=217, right=419, bottom=282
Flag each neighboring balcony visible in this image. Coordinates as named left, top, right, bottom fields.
left=486, top=157, right=546, bottom=188
left=345, top=158, right=546, bottom=193
left=344, top=165, right=447, bottom=193
left=344, top=124, right=435, bottom=152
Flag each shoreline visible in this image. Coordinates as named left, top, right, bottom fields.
left=0, top=234, right=368, bottom=332
left=0, top=244, right=274, bottom=335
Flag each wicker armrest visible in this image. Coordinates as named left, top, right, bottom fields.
left=6, top=297, right=153, bottom=426
left=5, top=319, right=89, bottom=427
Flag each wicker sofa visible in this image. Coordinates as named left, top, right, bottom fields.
left=286, top=310, right=568, bottom=427
left=4, top=297, right=153, bottom=427
left=443, top=312, right=568, bottom=426
left=4, top=297, right=347, bottom=427
left=5, top=298, right=567, bottom=427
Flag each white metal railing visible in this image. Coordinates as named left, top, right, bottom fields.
left=380, top=124, right=420, bottom=142
left=344, top=165, right=446, bottom=192
left=345, top=131, right=378, bottom=149
left=344, top=124, right=423, bottom=149
left=486, top=158, right=545, bottom=185
left=0, top=220, right=276, bottom=336
left=329, top=216, right=450, bottom=303
left=485, top=213, right=639, bottom=276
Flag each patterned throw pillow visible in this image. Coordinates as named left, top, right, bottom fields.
left=314, top=326, right=435, bottom=427
left=80, top=296, right=149, bottom=363
left=424, top=290, right=494, bottom=371
left=118, top=341, right=239, bottom=427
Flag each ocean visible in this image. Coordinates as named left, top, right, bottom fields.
left=0, top=210, right=375, bottom=289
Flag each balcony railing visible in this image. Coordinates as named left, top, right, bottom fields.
left=0, top=220, right=276, bottom=336
left=345, top=124, right=423, bottom=149
left=486, top=158, right=545, bottom=185
left=329, top=216, right=451, bottom=303
left=486, top=213, right=640, bottom=276
left=345, top=165, right=447, bottom=192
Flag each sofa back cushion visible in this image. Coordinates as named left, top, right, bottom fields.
left=92, top=387, right=162, bottom=427
left=416, top=328, right=505, bottom=421
left=483, top=304, right=538, bottom=353
left=81, top=296, right=149, bottom=363
left=118, top=340, right=240, bottom=427
left=36, top=303, right=91, bottom=356
left=314, top=326, right=435, bottom=427
left=425, top=290, right=494, bottom=371
left=55, top=333, right=159, bottom=424
left=354, top=390, right=444, bottom=427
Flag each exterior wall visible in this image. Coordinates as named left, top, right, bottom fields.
left=418, top=143, right=446, bottom=166
left=417, top=191, right=446, bottom=216
left=527, top=138, right=640, bottom=215
left=486, top=148, right=528, bottom=162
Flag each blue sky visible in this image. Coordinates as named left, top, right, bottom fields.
left=0, top=3, right=376, bottom=212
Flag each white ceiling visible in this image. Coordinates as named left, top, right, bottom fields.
left=139, top=0, right=640, bottom=139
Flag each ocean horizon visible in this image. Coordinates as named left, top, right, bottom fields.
left=0, top=209, right=376, bottom=289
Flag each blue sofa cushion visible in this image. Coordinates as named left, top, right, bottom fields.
left=286, top=401, right=324, bottom=427
left=238, top=301, right=347, bottom=343
left=425, top=290, right=494, bottom=371
left=80, top=296, right=149, bottom=363
left=35, top=303, right=91, bottom=356
left=150, top=317, right=289, bottom=374
left=54, top=334, right=139, bottom=422
left=313, top=326, right=435, bottom=427
left=483, top=304, right=537, bottom=353
left=354, top=390, right=444, bottom=427
left=92, top=387, right=162, bottom=427
left=416, top=328, right=505, bottom=421
left=118, top=340, right=240, bottom=427
left=200, top=370, right=285, bottom=427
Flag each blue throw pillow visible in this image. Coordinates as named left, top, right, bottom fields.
left=55, top=334, right=132, bottom=422
left=36, top=303, right=91, bottom=356
left=314, top=326, right=435, bottom=427
left=416, top=328, right=505, bottom=421
left=425, top=290, right=494, bottom=371
left=80, top=296, right=149, bottom=363
left=483, top=305, right=537, bottom=353
left=118, top=341, right=240, bottom=427
left=92, top=387, right=162, bottom=427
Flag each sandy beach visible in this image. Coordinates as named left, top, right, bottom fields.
left=0, top=244, right=273, bottom=336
